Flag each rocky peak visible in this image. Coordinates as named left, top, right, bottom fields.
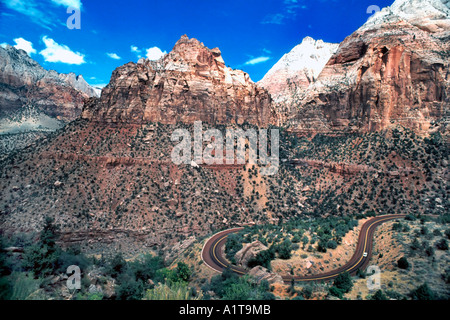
left=83, top=35, right=275, bottom=126
left=362, top=0, right=450, bottom=33
left=286, top=0, right=449, bottom=135
left=258, top=36, right=338, bottom=112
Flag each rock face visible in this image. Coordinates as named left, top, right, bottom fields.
left=82, top=35, right=275, bottom=126
left=0, top=45, right=99, bottom=133
left=258, top=37, right=338, bottom=106
left=234, top=240, right=268, bottom=268
left=284, top=0, right=450, bottom=134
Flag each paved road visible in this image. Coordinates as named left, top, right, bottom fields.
left=201, top=214, right=406, bottom=283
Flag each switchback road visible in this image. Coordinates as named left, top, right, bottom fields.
left=201, top=214, right=406, bottom=283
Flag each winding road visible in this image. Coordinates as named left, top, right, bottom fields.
left=202, top=214, right=406, bottom=283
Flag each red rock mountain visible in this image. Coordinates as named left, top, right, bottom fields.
left=282, top=0, right=450, bottom=134
left=82, top=35, right=275, bottom=127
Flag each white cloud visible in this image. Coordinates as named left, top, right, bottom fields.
left=13, top=37, right=36, bottom=55
left=244, top=56, right=271, bottom=65
left=106, top=52, right=121, bottom=60
left=2, top=0, right=53, bottom=29
left=130, top=45, right=143, bottom=59
left=39, top=36, right=85, bottom=65
left=261, top=13, right=285, bottom=25
left=130, top=45, right=141, bottom=53
left=130, top=45, right=166, bottom=61
left=50, top=0, right=82, bottom=9
left=145, top=47, right=167, bottom=61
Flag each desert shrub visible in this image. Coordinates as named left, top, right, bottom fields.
left=409, top=283, right=435, bottom=300
left=328, top=285, right=344, bottom=299
left=275, top=240, right=293, bottom=259
left=370, top=290, right=388, bottom=300
left=317, top=239, right=327, bottom=253
left=144, top=282, right=201, bottom=300
left=205, top=268, right=274, bottom=300
left=327, top=240, right=338, bottom=249
left=57, top=246, right=92, bottom=274
left=329, top=272, right=353, bottom=298
left=5, top=272, right=43, bottom=300
left=248, top=248, right=275, bottom=269
left=301, top=285, right=313, bottom=299
left=129, top=254, right=164, bottom=283
left=333, top=272, right=353, bottom=293
left=435, top=238, right=448, bottom=250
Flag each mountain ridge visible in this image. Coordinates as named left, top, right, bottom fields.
left=282, top=0, right=449, bottom=135
left=82, top=35, right=275, bottom=127
left=0, top=44, right=99, bottom=133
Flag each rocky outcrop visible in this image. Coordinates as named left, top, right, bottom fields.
left=285, top=0, right=450, bottom=134
left=234, top=240, right=268, bottom=268
left=82, top=35, right=275, bottom=126
left=0, top=45, right=99, bottom=134
left=248, top=266, right=284, bottom=285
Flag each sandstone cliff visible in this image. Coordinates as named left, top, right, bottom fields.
left=82, top=35, right=275, bottom=127
left=284, top=0, right=449, bottom=134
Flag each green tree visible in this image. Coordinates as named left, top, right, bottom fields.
left=248, top=248, right=275, bottom=269
left=173, top=262, right=191, bottom=282
left=397, top=257, right=409, bottom=269
left=22, top=217, right=61, bottom=277
left=40, top=217, right=58, bottom=248
left=116, top=275, right=144, bottom=300
left=333, top=272, right=353, bottom=293
left=109, top=253, right=127, bottom=278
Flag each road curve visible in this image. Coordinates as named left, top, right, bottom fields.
left=201, top=214, right=406, bottom=283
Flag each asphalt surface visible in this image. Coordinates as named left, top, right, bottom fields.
left=201, top=214, right=406, bottom=283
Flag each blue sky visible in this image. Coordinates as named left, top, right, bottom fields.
left=0, top=0, right=393, bottom=86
